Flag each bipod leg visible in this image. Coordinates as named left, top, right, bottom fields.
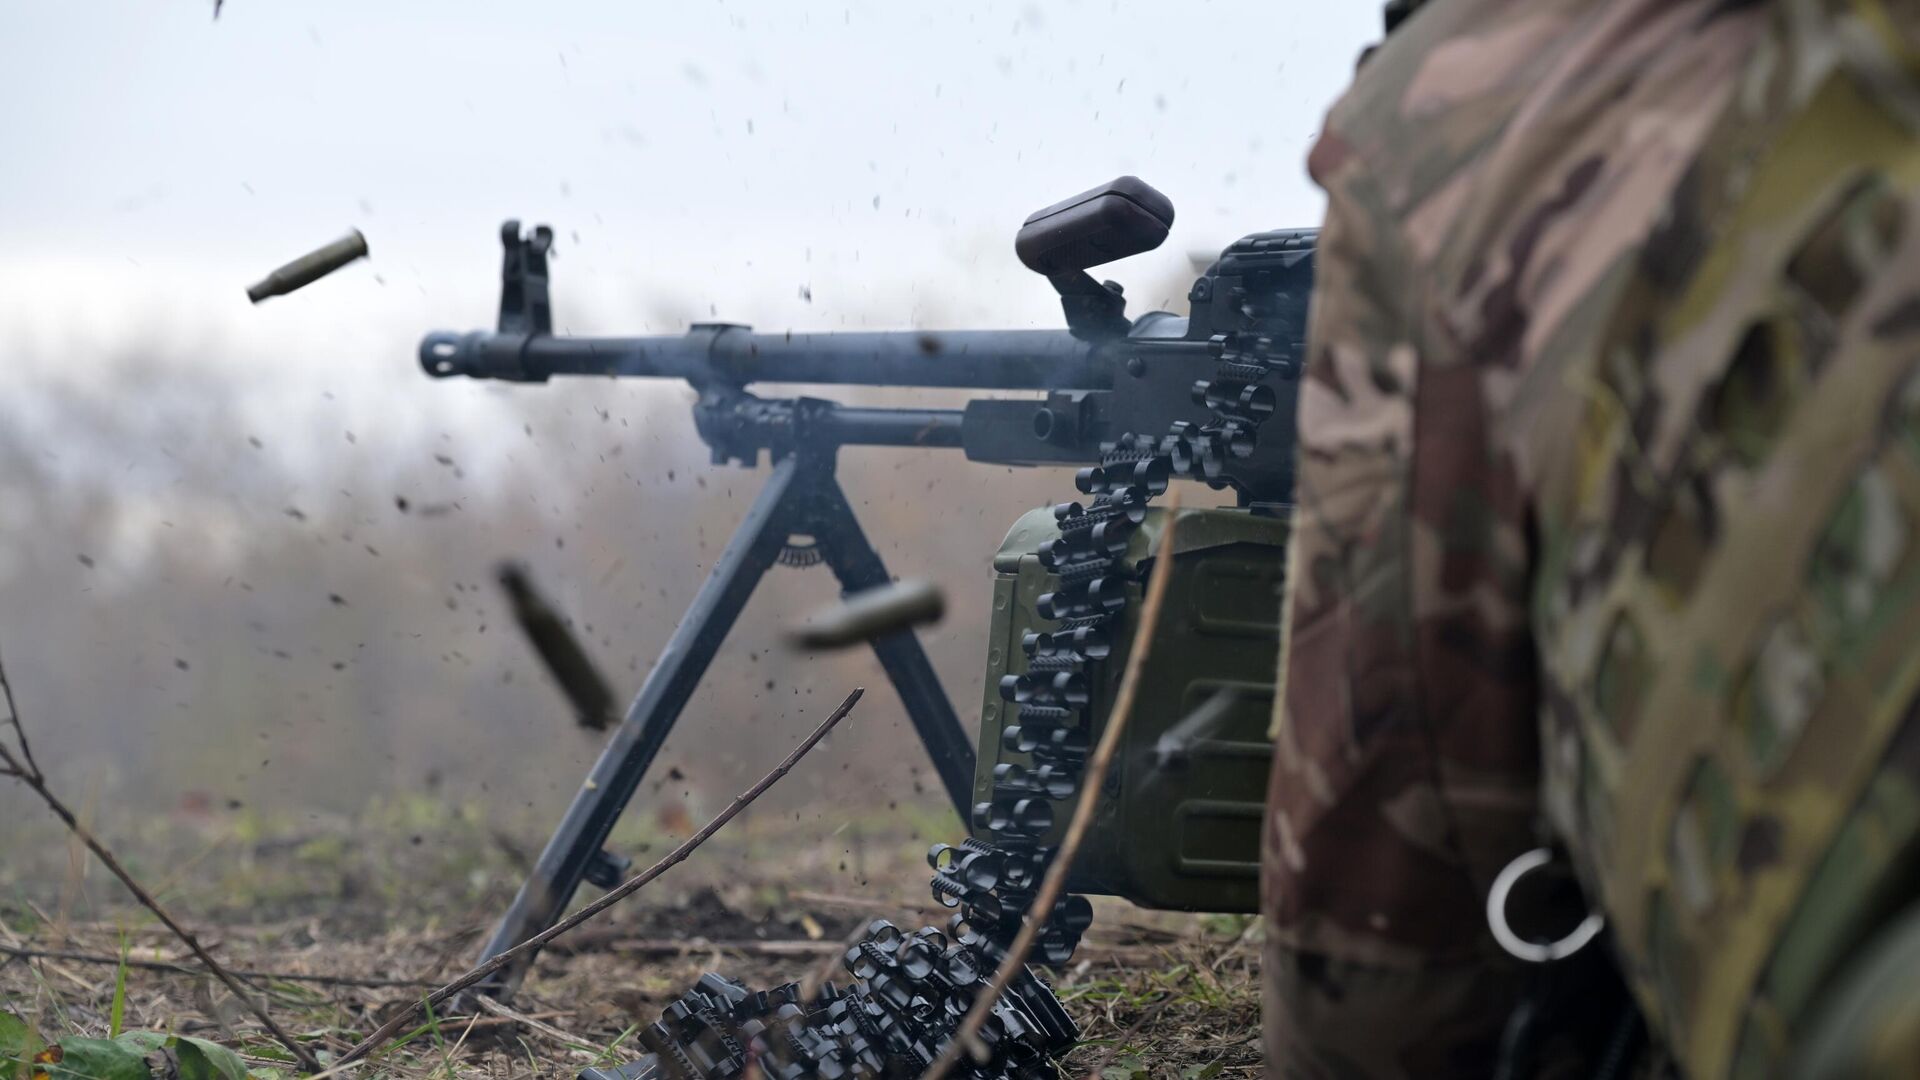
left=803, top=469, right=977, bottom=821
left=472, top=456, right=805, bottom=995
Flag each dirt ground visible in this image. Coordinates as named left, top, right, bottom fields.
left=0, top=806, right=1262, bottom=1079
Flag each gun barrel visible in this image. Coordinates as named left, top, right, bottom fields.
left=818, top=407, right=963, bottom=448
left=421, top=325, right=1110, bottom=391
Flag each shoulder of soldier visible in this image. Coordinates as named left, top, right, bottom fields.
left=1309, top=0, right=1595, bottom=224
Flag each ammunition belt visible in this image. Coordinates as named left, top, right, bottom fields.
left=633, top=330, right=1292, bottom=1079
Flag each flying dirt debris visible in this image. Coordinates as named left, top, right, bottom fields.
left=787, top=579, right=945, bottom=650
left=245, top=229, right=369, bottom=303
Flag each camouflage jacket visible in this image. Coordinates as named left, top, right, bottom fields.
left=1266, top=0, right=1920, bottom=1076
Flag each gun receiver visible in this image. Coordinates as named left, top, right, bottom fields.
left=422, top=199, right=1311, bottom=495
left=427, top=177, right=1316, bottom=997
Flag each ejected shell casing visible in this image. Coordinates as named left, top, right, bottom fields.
left=790, top=579, right=945, bottom=650
left=246, top=229, right=369, bottom=303
left=497, top=560, right=618, bottom=730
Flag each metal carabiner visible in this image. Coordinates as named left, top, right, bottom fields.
left=1487, top=847, right=1606, bottom=963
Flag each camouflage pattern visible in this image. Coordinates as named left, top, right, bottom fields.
left=1265, top=0, right=1920, bottom=1076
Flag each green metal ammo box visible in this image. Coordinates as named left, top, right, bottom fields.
left=971, top=505, right=1287, bottom=913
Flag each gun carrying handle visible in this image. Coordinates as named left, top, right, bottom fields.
left=1048, top=270, right=1131, bottom=342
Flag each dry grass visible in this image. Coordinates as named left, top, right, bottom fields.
left=0, top=805, right=1261, bottom=1079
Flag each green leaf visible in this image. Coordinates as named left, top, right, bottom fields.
left=1, top=1012, right=44, bottom=1080
left=36, top=1037, right=150, bottom=1080
left=110, top=1032, right=166, bottom=1056
left=172, top=1037, right=247, bottom=1080
left=108, top=941, right=130, bottom=1040
left=1181, top=1062, right=1225, bottom=1080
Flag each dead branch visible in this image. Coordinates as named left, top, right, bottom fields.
left=471, top=995, right=596, bottom=1057
left=327, top=686, right=866, bottom=1074
left=0, top=945, right=432, bottom=988
left=920, top=496, right=1184, bottom=1080
left=0, top=659, right=324, bottom=1072
left=0, top=650, right=40, bottom=781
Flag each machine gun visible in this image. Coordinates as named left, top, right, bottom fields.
left=422, top=177, right=1316, bottom=1054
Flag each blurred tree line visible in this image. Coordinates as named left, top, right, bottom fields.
left=0, top=255, right=1209, bottom=868
left=0, top=337, right=1095, bottom=851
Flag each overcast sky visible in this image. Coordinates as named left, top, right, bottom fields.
left=1, top=1, right=1372, bottom=384
left=0, top=2, right=1381, bottom=824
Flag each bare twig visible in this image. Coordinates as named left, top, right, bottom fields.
left=0, top=650, right=41, bottom=781
left=472, top=995, right=595, bottom=1056
left=0, top=945, right=432, bottom=988
left=920, top=497, right=1184, bottom=1080
left=0, top=669, right=323, bottom=1072
left=328, top=687, right=866, bottom=1073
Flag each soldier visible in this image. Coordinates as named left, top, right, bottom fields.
left=1266, top=0, right=1920, bottom=1076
